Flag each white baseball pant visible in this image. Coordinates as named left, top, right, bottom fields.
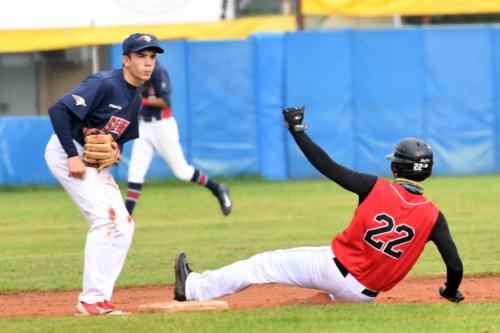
left=44, top=134, right=135, bottom=303
left=186, top=246, right=376, bottom=303
left=128, top=117, right=194, bottom=183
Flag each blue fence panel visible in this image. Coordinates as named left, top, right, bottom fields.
left=352, top=28, right=426, bottom=177
left=0, top=117, right=55, bottom=185
left=252, top=33, right=287, bottom=180
left=285, top=30, right=354, bottom=179
left=423, top=27, right=496, bottom=175
left=186, top=39, right=259, bottom=176
left=493, top=28, right=500, bottom=172
left=2, top=26, right=500, bottom=186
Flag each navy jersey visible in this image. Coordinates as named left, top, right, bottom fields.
left=55, top=69, right=141, bottom=147
left=140, top=62, right=172, bottom=118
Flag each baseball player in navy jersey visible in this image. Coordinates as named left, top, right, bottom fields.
left=172, top=106, right=464, bottom=304
left=44, top=33, right=164, bottom=316
left=124, top=61, right=232, bottom=216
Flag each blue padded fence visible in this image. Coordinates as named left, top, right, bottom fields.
left=284, top=30, right=354, bottom=179
left=1, top=26, right=499, bottom=185
left=0, top=117, right=55, bottom=185
left=253, top=33, right=287, bottom=180
left=186, top=39, right=259, bottom=176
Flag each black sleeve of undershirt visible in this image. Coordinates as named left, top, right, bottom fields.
left=48, top=101, right=78, bottom=158
left=428, top=212, right=463, bottom=295
left=290, top=131, right=377, bottom=200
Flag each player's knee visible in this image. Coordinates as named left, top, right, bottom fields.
left=119, top=218, right=135, bottom=243
left=128, top=172, right=145, bottom=184
left=171, top=165, right=194, bottom=181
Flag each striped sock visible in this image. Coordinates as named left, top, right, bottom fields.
left=191, top=169, right=219, bottom=193
left=125, top=182, right=143, bottom=215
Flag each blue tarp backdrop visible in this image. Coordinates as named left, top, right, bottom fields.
left=1, top=26, right=500, bottom=185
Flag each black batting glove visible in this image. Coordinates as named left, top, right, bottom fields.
left=439, top=286, right=465, bottom=303
left=283, top=106, right=308, bottom=133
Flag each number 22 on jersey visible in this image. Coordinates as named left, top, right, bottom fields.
left=363, top=213, right=415, bottom=259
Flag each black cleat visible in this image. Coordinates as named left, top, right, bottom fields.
left=215, top=184, right=232, bottom=216
left=174, top=252, right=192, bottom=301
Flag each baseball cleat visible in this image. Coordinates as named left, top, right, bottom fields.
left=215, top=184, right=232, bottom=216
left=76, top=301, right=111, bottom=315
left=174, top=252, right=192, bottom=301
left=75, top=301, right=126, bottom=316
left=97, top=301, right=126, bottom=315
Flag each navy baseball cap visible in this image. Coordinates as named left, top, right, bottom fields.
left=122, top=33, right=164, bottom=55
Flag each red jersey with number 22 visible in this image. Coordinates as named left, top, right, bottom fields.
left=332, top=177, right=439, bottom=292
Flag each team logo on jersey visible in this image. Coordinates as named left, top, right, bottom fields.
left=104, top=116, right=130, bottom=138
left=108, top=104, right=123, bottom=110
left=71, top=95, right=87, bottom=107
left=137, top=35, right=153, bottom=42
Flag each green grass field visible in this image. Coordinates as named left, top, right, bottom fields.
left=0, top=175, right=499, bottom=332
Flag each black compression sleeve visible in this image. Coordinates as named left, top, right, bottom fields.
left=428, top=212, right=463, bottom=295
left=48, top=101, right=78, bottom=157
left=290, top=131, right=376, bottom=200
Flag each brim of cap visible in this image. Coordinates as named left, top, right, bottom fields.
left=386, top=153, right=415, bottom=163
left=127, top=45, right=164, bottom=54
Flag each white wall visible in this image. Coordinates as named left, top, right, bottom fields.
left=1, top=0, right=223, bottom=30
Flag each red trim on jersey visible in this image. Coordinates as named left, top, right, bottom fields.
left=127, top=191, right=140, bottom=199
left=332, top=177, right=439, bottom=292
left=162, top=106, right=172, bottom=118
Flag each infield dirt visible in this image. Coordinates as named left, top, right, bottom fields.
left=0, top=275, right=498, bottom=317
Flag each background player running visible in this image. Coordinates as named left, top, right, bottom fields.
left=45, top=33, right=164, bottom=315
left=124, top=61, right=232, bottom=216
left=172, top=106, right=464, bottom=304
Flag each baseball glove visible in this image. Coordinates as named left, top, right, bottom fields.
left=82, top=128, right=121, bottom=170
